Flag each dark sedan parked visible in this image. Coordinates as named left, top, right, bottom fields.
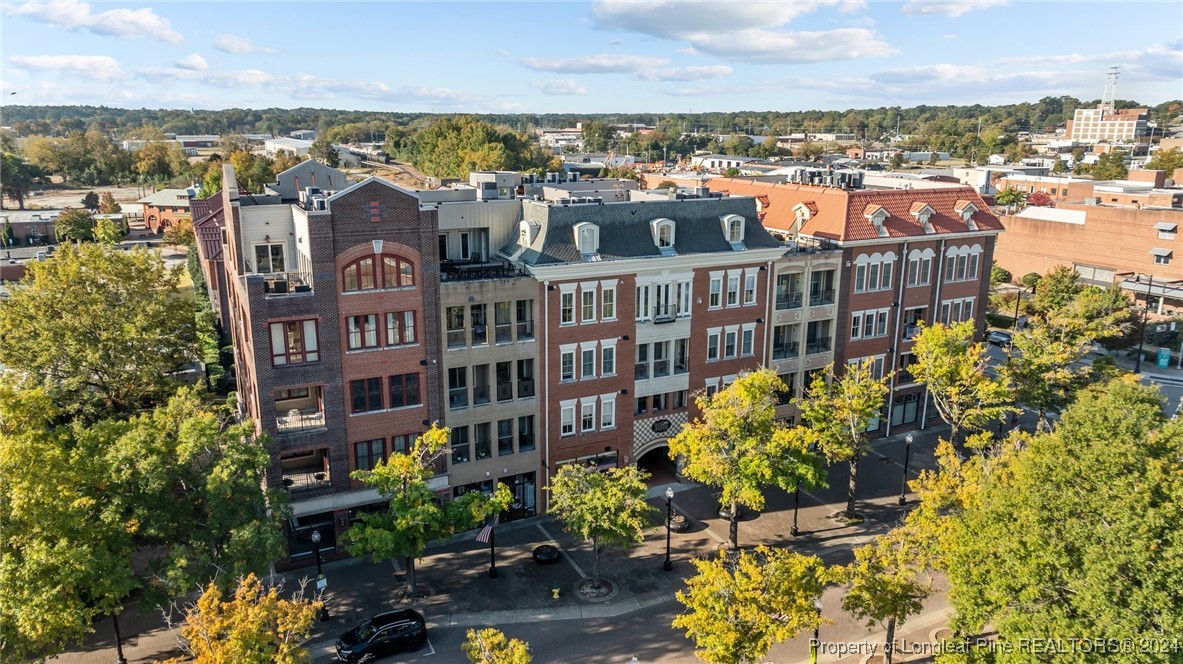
left=335, top=609, right=427, bottom=663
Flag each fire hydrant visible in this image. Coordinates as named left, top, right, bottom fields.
left=551, top=587, right=561, bottom=600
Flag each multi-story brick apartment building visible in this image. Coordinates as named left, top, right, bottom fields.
left=707, top=176, right=1003, bottom=436
left=213, top=160, right=1002, bottom=565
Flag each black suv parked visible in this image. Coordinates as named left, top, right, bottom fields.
left=335, top=609, right=427, bottom=662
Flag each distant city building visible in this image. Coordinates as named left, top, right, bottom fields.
left=138, top=188, right=195, bottom=233
left=264, top=137, right=314, bottom=157
left=289, top=129, right=317, bottom=141
left=1066, top=103, right=1148, bottom=143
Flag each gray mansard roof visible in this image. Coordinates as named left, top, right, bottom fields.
left=503, top=196, right=783, bottom=266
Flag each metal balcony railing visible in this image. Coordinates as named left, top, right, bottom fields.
left=808, top=289, right=835, bottom=307
left=776, top=292, right=804, bottom=310
left=275, top=410, right=326, bottom=433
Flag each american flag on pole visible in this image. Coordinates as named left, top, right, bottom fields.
left=475, top=515, right=498, bottom=543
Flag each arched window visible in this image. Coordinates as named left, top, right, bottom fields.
left=658, top=223, right=673, bottom=247
left=343, top=253, right=415, bottom=292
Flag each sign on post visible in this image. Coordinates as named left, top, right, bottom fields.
left=1157, top=347, right=1171, bottom=369
left=316, top=575, right=327, bottom=592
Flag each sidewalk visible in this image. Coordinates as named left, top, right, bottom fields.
left=52, top=426, right=949, bottom=664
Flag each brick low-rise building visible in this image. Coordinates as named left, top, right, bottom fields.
left=139, top=188, right=195, bottom=234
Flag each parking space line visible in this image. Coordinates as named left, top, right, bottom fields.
left=535, top=523, right=587, bottom=578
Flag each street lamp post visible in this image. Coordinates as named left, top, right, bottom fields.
left=810, top=599, right=823, bottom=664
left=790, top=485, right=801, bottom=536
left=662, top=487, right=674, bottom=572
left=310, top=530, right=329, bottom=622
left=112, top=614, right=128, bottom=664
left=898, top=433, right=913, bottom=505
left=1135, top=275, right=1155, bottom=374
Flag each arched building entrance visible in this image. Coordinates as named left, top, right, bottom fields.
left=635, top=441, right=678, bottom=486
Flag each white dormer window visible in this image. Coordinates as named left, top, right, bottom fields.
left=650, top=218, right=676, bottom=255
left=721, top=214, right=745, bottom=248
left=792, top=203, right=813, bottom=222
left=911, top=204, right=935, bottom=234
left=574, top=222, right=600, bottom=261
left=519, top=220, right=540, bottom=247
left=864, top=206, right=890, bottom=238
left=956, top=201, right=979, bottom=230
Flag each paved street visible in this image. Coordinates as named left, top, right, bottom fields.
left=45, top=334, right=1183, bottom=664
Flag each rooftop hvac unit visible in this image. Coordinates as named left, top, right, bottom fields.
left=546, top=172, right=560, bottom=183
left=570, top=172, right=580, bottom=182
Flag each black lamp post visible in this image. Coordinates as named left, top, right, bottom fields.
left=662, top=486, right=674, bottom=572
left=790, top=485, right=801, bottom=536
left=810, top=599, right=823, bottom=664
left=898, top=433, right=913, bottom=505
left=112, top=614, right=128, bottom=664
left=311, top=530, right=329, bottom=622
left=1135, top=275, right=1155, bottom=374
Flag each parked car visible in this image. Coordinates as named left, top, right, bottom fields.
left=335, top=609, right=427, bottom=663
left=986, top=330, right=1013, bottom=347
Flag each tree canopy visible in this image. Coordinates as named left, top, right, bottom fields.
left=0, top=244, right=198, bottom=419
left=1091, top=151, right=1129, bottom=180
left=462, top=628, right=532, bottom=664
left=1145, top=147, right=1183, bottom=173
left=673, top=546, right=834, bottom=664
left=547, top=464, right=654, bottom=588
left=669, top=369, right=825, bottom=547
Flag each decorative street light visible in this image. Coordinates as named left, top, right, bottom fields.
left=663, top=486, right=675, bottom=572
left=810, top=598, right=823, bottom=664
left=898, top=433, right=914, bottom=505
left=310, top=530, right=329, bottom=622
left=790, top=485, right=802, bottom=537
left=112, top=614, right=128, bottom=664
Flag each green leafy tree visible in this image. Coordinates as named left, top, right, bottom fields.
left=345, top=425, right=511, bottom=594
left=723, top=166, right=741, bottom=177
left=798, top=141, right=825, bottom=162
left=989, top=263, right=1012, bottom=287
left=0, top=244, right=198, bottom=419
left=161, top=573, right=319, bottom=664
left=54, top=207, right=95, bottom=243
left=462, top=628, right=532, bottom=664
left=1145, top=147, right=1183, bottom=173
left=548, top=464, right=654, bottom=589
left=1031, top=264, right=1081, bottom=315
left=889, top=152, right=904, bottom=169
left=81, top=191, right=100, bottom=211
left=93, top=217, right=124, bottom=245
left=669, top=369, right=825, bottom=547
left=794, top=361, right=889, bottom=520
left=655, top=179, right=677, bottom=190
left=908, top=321, right=1015, bottom=443
left=98, top=191, right=122, bottom=214
left=1019, top=271, right=1041, bottom=288
left=163, top=217, right=195, bottom=246
left=673, top=546, right=834, bottom=664
left=272, top=150, right=304, bottom=174
left=909, top=378, right=1183, bottom=653
left=2, top=219, right=15, bottom=248
left=309, top=136, right=340, bottom=168
left=580, top=120, right=614, bottom=153
left=1051, top=158, right=1067, bottom=174
left=841, top=530, right=930, bottom=664
left=1091, top=151, right=1129, bottom=180
left=1, top=151, right=35, bottom=210
left=994, top=186, right=1026, bottom=212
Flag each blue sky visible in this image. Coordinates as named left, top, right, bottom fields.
left=1, top=1, right=1180, bottom=113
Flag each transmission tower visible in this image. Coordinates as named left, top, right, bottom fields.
left=1101, top=66, right=1119, bottom=110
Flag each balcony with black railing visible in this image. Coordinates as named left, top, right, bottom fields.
left=517, top=379, right=535, bottom=398
left=776, top=292, right=804, bottom=310
left=472, top=385, right=491, bottom=406
left=772, top=341, right=800, bottom=360
left=809, top=289, right=836, bottom=307
left=439, top=260, right=527, bottom=282
left=516, top=320, right=535, bottom=340
left=806, top=338, right=832, bottom=354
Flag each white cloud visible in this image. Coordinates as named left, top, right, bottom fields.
left=520, top=53, right=667, bottom=74
left=175, top=53, right=208, bottom=71
left=139, top=66, right=276, bottom=88
left=636, top=65, right=732, bottom=81
left=530, top=79, right=587, bottom=95
left=4, top=1, right=182, bottom=43
left=589, top=0, right=893, bottom=64
left=995, top=41, right=1182, bottom=82
left=9, top=54, right=125, bottom=81
left=900, top=1, right=1008, bottom=17
left=213, top=34, right=271, bottom=54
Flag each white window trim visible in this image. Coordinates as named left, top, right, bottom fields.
left=559, top=343, right=577, bottom=382
left=708, top=273, right=724, bottom=309
left=579, top=397, right=596, bottom=433
left=599, top=393, right=617, bottom=430
left=600, top=279, right=618, bottom=321
left=706, top=327, right=722, bottom=362
left=560, top=400, right=576, bottom=437
left=579, top=342, right=597, bottom=380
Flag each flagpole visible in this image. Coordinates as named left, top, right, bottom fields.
left=488, top=524, right=498, bottom=578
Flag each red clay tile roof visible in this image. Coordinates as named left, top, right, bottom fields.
left=704, top=178, right=1002, bottom=243
left=910, top=201, right=934, bottom=214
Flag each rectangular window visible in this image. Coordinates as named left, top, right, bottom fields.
left=448, top=367, right=468, bottom=409
left=350, top=377, right=383, bottom=414
left=518, top=359, right=535, bottom=398
left=881, top=261, right=893, bottom=290
left=560, top=292, right=575, bottom=324
left=560, top=404, right=575, bottom=436
left=471, top=304, right=488, bottom=346
left=386, top=311, right=415, bottom=346
left=743, top=274, right=757, bottom=305
left=496, top=362, right=513, bottom=402
left=254, top=243, right=286, bottom=274
left=450, top=426, right=470, bottom=465
left=955, top=255, right=967, bottom=281
left=581, top=289, right=596, bottom=323
left=472, top=364, right=491, bottom=405
left=635, top=396, right=648, bottom=415
left=581, top=402, right=595, bottom=432
left=600, top=395, right=616, bottom=429
left=498, top=419, right=514, bottom=456
left=775, top=273, right=803, bottom=309
left=347, top=314, right=378, bottom=350
left=601, top=286, right=616, bottom=320
left=945, top=255, right=956, bottom=282
left=392, top=434, right=412, bottom=455
left=652, top=341, right=670, bottom=377
left=602, top=345, right=616, bottom=376
left=581, top=348, right=596, bottom=379
left=635, top=284, right=650, bottom=321
left=675, top=389, right=689, bottom=409
left=652, top=392, right=668, bottom=412
left=726, top=275, right=740, bottom=306
left=724, top=330, right=737, bottom=359
left=474, top=422, right=492, bottom=460
left=707, top=331, right=720, bottom=361
left=355, top=439, right=385, bottom=471
left=518, top=416, right=535, bottom=452
left=868, top=263, right=880, bottom=291
left=494, top=302, right=512, bottom=344
left=270, top=320, right=319, bottom=365
left=635, top=343, right=649, bottom=380
left=854, top=264, right=867, bottom=293
left=675, top=338, right=690, bottom=374
left=446, top=306, right=466, bottom=349
left=561, top=350, right=575, bottom=381
left=966, top=254, right=979, bottom=280
left=389, top=373, right=421, bottom=408
left=516, top=300, right=535, bottom=340
left=709, top=276, right=722, bottom=308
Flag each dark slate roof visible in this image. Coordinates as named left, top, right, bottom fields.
left=503, top=196, right=783, bottom=266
